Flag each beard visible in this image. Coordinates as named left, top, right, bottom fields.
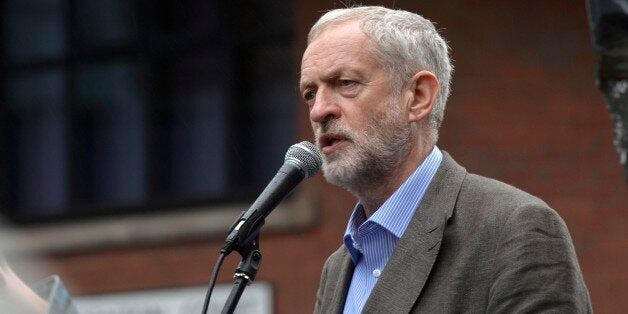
left=315, top=101, right=413, bottom=192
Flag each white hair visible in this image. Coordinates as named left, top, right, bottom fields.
left=308, top=6, right=453, bottom=143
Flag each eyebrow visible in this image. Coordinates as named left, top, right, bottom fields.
left=300, top=67, right=362, bottom=91
left=299, top=77, right=314, bottom=92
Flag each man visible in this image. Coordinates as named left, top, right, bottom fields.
left=301, top=6, right=592, bottom=313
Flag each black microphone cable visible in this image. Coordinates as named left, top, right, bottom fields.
left=201, top=252, right=226, bottom=314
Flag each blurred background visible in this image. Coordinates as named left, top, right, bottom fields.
left=0, top=0, right=626, bottom=313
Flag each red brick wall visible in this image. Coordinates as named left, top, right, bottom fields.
left=25, top=1, right=627, bottom=313
left=427, top=2, right=627, bottom=313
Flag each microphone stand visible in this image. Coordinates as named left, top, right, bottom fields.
left=205, top=141, right=320, bottom=313
left=221, top=235, right=262, bottom=314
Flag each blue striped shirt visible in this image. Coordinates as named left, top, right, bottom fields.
left=342, top=147, right=443, bottom=313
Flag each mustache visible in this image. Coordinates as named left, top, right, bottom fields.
left=315, top=121, right=355, bottom=143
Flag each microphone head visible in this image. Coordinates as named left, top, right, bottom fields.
left=285, top=141, right=322, bottom=179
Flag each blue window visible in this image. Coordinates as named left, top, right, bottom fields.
left=0, top=0, right=296, bottom=223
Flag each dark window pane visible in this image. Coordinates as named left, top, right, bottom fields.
left=169, top=53, right=229, bottom=198
left=2, top=0, right=66, bottom=63
left=76, top=62, right=147, bottom=209
left=76, top=0, right=137, bottom=48
left=247, top=44, right=297, bottom=183
left=3, top=70, right=68, bottom=220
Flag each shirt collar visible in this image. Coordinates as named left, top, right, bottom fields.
left=343, top=146, right=443, bottom=262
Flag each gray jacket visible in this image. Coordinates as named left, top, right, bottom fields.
left=315, top=153, right=592, bottom=313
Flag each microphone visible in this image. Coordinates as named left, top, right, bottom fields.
left=221, top=141, right=322, bottom=255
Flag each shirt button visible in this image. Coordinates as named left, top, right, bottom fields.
left=372, top=269, right=381, bottom=278
left=352, top=241, right=361, bottom=250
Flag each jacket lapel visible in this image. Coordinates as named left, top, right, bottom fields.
left=361, top=152, right=466, bottom=313
left=326, top=248, right=354, bottom=314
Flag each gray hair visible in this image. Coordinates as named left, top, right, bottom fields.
left=308, top=6, right=453, bottom=142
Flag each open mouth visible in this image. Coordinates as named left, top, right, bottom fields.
left=319, top=133, right=349, bottom=154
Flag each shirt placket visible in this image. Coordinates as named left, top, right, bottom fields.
left=359, top=223, right=386, bottom=285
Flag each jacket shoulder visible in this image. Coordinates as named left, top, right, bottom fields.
left=462, top=173, right=548, bottom=210
left=449, top=173, right=592, bottom=312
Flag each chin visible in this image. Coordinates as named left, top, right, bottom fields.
left=322, top=159, right=360, bottom=188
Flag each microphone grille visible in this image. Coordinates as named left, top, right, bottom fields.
left=285, top=141, right=322, bottom=179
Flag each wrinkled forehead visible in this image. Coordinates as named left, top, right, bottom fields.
left=300, top=22, right=378, bottom=84
left=300, top=56, right=374, bottom=93
left=299, top=26, right=390, bottom=90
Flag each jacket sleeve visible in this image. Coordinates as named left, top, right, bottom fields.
left=487, top=204, right=592, bottom=313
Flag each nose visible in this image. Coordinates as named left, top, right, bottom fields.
left=309, top=88, right=341, bottom=124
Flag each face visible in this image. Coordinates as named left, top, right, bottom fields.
left=300, top=21, right=413, bottom=190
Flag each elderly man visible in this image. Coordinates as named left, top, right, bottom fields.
left=301, top=6, right=592, bottom=313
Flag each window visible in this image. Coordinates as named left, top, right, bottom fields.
left=0, top=0, right=296, bottom=224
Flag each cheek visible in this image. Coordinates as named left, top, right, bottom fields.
left=353, top=101, right=380, bottom=123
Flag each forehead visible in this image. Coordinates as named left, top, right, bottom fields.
left=300, top=21, right=380, bottom=88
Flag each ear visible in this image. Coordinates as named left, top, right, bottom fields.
left=404, top=71, right=440, bottom=123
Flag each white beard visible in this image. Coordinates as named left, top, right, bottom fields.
left=315, top=102, right=413, bottom=192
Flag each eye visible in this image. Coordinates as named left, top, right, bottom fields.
left=337, top=79, right=359, bottom=96
left=303, top=90, right=316, bottom=102
left=339, top=79, right=355, bottom=87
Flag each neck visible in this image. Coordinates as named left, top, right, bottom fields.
left=351, top=143, right=433, bottom=217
